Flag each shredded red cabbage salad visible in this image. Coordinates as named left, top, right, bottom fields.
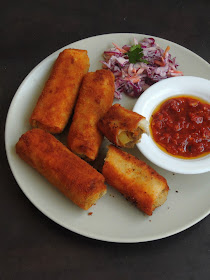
left=101, top=37, right=183, bottom=99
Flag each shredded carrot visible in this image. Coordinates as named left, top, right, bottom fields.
left=154, top=54, right=167, bottom=67
left=112, top=43, right=127, bottom=53
left=170, top=69, right=183, bottom=74
left=154, top=60, right=165, bottom=66
left=163, top=46, right=170, bottom=58
left=124, top=76, right=141, bottom=83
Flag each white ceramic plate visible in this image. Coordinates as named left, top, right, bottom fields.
left=5, top=33, right=210, bottom=243
left=133, top=76, right=210, bottom=174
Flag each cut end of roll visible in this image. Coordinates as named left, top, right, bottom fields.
left=117, top=118, right=149, bottom=148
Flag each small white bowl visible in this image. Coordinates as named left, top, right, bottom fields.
left=133, top=76, right=210, bottom=174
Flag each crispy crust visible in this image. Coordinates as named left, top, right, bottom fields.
left=16, top=129, right=106, bottom=210
left=67, top=69, right=115, bottom=161
left=102, top=145, right=169, bottom=215
left=98, top=104, right=146, bottom=147
left=30, top=49, right=90, bottom=134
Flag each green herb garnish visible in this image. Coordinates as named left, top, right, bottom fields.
left=127, top=44, right=149, bottom=64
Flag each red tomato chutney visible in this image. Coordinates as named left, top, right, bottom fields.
left=150, top=96, right=210, bottom=158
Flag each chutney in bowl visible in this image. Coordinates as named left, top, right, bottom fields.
left=133, top=76, right=210, bottom=174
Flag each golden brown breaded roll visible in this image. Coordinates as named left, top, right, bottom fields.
left=98, top=104, right=149, bottom=148
left=67, top=69, right=115, bottom=161
left=16, top=129, right=106, bottom=210
left=30, top=49, right=90, bottom=134
left=102, top=145, right=169, bottom=215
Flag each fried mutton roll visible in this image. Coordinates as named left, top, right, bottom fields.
left=102, top=145, right=169, bottom=215
left=67, top=69, right=115, bottom=161
left=30, top=49, right=90, bottom=134
left=98, top=104, right=149, bottom=148
left=16, top=129, right=106, bottom=210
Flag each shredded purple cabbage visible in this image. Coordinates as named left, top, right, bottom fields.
left=101, top=37, right=183, bottom=99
